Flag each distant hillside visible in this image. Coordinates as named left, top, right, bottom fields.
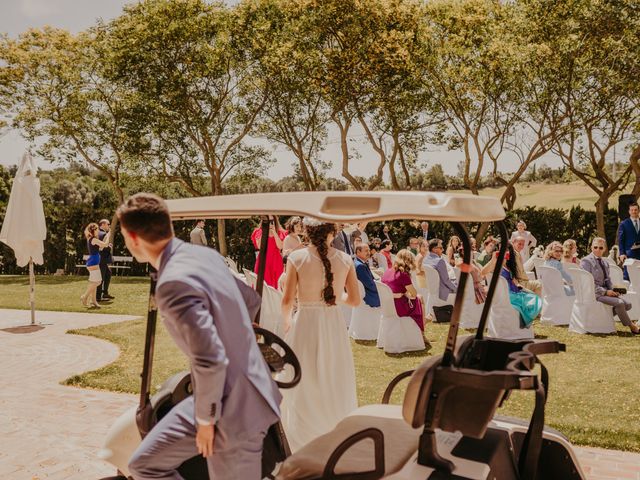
left=450, top=182, right=627, bottom=211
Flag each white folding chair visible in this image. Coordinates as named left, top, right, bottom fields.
left=567, top=269, right=615, bottom=334
left=348, top=281, right=382, bottom=341
left=609, top=264, right=629, bottom=288
left=224, top=256, right=240, bottom=274
left=486, top=277, right=534, bottom=340
left=623, top=262, right=640, bottom=321
left=375, top=282, right=425, bottom=353
left=423, top=265, right=455, bottom=318
left=537, top=265, right=573, bottom=326
left=524, top=256, right=545, bottom=276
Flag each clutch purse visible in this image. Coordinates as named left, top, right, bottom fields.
left=613, top=286, right=627, bottom=295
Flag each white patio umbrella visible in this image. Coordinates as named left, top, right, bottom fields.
left=0, top=152, right=47, bottom=325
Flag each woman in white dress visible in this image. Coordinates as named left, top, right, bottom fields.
left=510, top=220, right=537, bottom=262
left=280, top=218, right=361, bottom=451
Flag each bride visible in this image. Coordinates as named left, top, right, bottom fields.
left=280, top=218, right=361, bottom=451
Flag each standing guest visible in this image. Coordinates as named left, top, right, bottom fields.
left=354, top=244, right=381, bottom=308
left=282, top=216, right=304, bottom=257
left=382, top=249, right=426, bottom=332
left=510, top=236, right=542, bottom=296
left=281, top=219, right=360, bottom=450
left=190, top=219, right=207, bottom=246
left=96, top=219, right=114, bottom=302
left=332, top=224, right=354, bottom=256
left=251, top=217, right=286, bottom=288
left=372, top=237, right=382, bottom=249
left=580, top=237, right=640, bottom=334
left=510, top=220, right=537, bottom=262
left=476, top=237, right=497, bottom=267
left=81, top=223, right=111, bottom=308
left=423, top=239, right=458, bottom=301
left=445, top=235, right=461, bottom=267
left=543, top=241, right=574, bottom=296
left=118, top=193, right=281, bottom=479
left=562, top=239, right=578, bottom=264
left=420, top=221, right=430, bottom=241
left=381, top=224, right=392, bottom=243
left=407, top=237, right=419, bottom=255
left=380, top=239, right=393, bottom=269
left=617, top=202, right=640, bottom=280
left=356, top=221, right=369, bottom=245
left=351, top=230, right=363, bottom=253
left=608, top=245, right=621, bottom=266
left=414, top=239, right=429, bottom=289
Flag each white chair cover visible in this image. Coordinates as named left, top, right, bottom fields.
left=567, top=269, right=615, bottom=334
left=375, top=282, right=424, bottom=353
left=242, top=268, right=257, bottom=288
left=459, top=280, right=484, bottom=329
left=423, top=265, right=455, bottom=318
left=623, top=263, right=640, bottom=321
left=524, top=256, right=545, bottom=277
left=349, top=281, right=382, bottom=341
left=609, top=264, right=628, bottom=287
left=537, top=266, right=573, bottom=326
left=486, top=277, right=534, bottom=340
left=224, top=256, right=240, bottom=274
left=374, top=253, right=388, bottom=272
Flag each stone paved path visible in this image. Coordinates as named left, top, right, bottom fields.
left=0, top=308, right=638, bottom=480
left=0, top=309, right=137, bottom=480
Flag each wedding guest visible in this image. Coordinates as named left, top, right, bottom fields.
left=476, top=236, right=497, bottom=267
left=511, top=235, right=542, bottom=296
left=96, top=219, right=114, bottom=302
left=282, top=216, right=304, bottom=257
left=354, top=244, right=380, bottom=308
left=445, top=235, right=461, bottom=266
left=562, top=239, right=578, bottom=264
left=251, top=217, right=286, bottom=288
left=356, top=221, right=369, bottom=245
left=423, top=239, right=457, bottom=301
left=408, top=237, right=419, bottom=255
left=414, top=238, right=429, bottom=289
left=80, top=223, right=110, bottom=308
left=510, top=220, right=537, bottom=262
left=543, top=241, right=575, bottom=296
left=382, top=249, right=426, bottom=332
left=189, top=219, right=207, bottom=246
left=420, top=221, right=430, bottom=241
left=380, top=239, right=393, bottom=269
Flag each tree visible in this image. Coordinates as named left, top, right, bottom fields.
left=105, top=0, right=272, bottom=254
left=0, top=27, right=149, bottom=233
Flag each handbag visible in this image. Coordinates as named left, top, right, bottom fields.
left=432, top=304, right=453, bottom=323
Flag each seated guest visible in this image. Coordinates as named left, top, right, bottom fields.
left=446, top=235, right=461, bottom=266
left=354, top=244, right=381, bottom=308
left=562, top=239, right=578, bottom=265
left=351, top=230, right=363, bottom=254
left=382, top=249, right=426, bottom=331
left=407, top=237, right=419, bottom=255
left=414, top=238, right=428, bottom=289
left=476, top=236, right=497, bottom=267
left=511, top=235, right=542, bottom=296
left=423, top=238, right=458, bottom=301
left=456, top=242, right=487, bottom=304
left=380, top=239, right=393, bottom=269
left=499, top=243, right=542, bottom=327
left=580, top=237, right=640, bottom=334
left=543, top=241, right=575, bottom=296
left=332, top=223, right=353, bottom=255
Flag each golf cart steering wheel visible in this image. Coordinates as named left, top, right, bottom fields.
left=254, top=326, right=301, bottom=389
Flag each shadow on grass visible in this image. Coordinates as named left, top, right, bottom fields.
left=354, top=340, right=377, bottom=346
left=385, top=346, right=432, bottom=358
left=0, top=274, right=150, bottom=285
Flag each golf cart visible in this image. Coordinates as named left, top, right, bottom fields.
left=98, top=191, right=585, bottom=479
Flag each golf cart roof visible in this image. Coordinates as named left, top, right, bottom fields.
left=166, top=191, right=505, bottom=222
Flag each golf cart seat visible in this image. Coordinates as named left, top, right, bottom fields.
left=278, top=334, right=571, bottom=480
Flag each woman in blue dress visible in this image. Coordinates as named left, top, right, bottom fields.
left=501, top=243, right=542, bottom=327
left=80, top=222, right=111, bottom=308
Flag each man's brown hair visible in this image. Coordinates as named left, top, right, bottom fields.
left=117, top=193, right=173, bottom=242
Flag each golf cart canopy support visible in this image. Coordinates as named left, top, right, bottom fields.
left=165, top=191, right=505, bottom=223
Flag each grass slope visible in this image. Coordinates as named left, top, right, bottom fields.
left=2, top=274, right=639, bottom=452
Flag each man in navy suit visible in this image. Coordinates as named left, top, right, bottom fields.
left=618, top=201, right=640, bottom=280
left=354, top=244, right=380, bottom=308
left=118, top=193, right=281, bottom=479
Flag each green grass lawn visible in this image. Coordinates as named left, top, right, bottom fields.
left=2, top=274, right=639, bottom=452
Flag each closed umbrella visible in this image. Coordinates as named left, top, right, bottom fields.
left=0, top=152, right=47, bottom=325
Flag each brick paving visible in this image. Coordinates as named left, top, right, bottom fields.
left=0, top=307, right=638, bottom=479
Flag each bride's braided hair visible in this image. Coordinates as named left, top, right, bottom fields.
left=306, top=222, right=338, bottom=305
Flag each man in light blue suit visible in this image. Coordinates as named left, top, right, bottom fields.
left=617, top=201, right=640, bottom=280
left=117, top=193, right=281, bottom=480
left=423, top=238, right=457, bottom=301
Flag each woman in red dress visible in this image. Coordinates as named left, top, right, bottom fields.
left=251, top=217, right=286, bottom=288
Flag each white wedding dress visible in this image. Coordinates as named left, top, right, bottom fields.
left=280, top=245, right=358, bottom=451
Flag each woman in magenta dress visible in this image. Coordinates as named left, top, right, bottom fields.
left=381, top=249, right=425, bottom=331
left=251, top=217, right=286, bottom=288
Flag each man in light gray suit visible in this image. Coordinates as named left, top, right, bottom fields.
left=117, top=193, right=282, bottom=479
left=423, top=238, right=457, bottom=301
left=580, top=237, right=640, bottom=334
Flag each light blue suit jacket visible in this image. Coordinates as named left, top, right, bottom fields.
left=156, top=238, right=281, bottom=438
left=423, top=252, right=457, bottom=301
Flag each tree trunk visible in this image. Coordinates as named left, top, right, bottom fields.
left=595, top=195, right=608, bottom=239
left=217, top=218, right=227, bottom=257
